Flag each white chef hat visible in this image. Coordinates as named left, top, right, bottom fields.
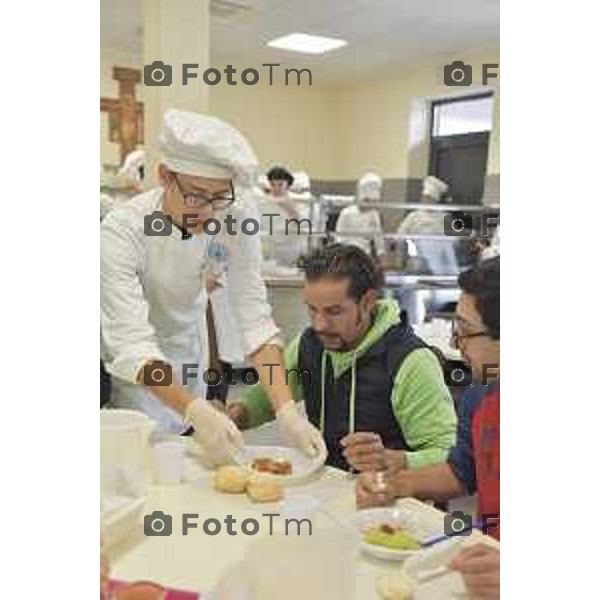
left=357, top=172, right=383, bottom=201
left=159, top=109, right=259, bottom=187
left=422, top=175, right=449, bottom=202
left=291, top=171, right=311, bottom=193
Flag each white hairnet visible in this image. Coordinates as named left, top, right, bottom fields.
left=422, top=176, right=449, bottom=201
left=357, top=172, right=383, bottom=201
left=159, top=109, right=259, bottom=187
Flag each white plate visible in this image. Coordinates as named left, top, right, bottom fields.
left=400, top=533, right=498, bottom=599
left=355, top=507, right=444, bottom=562
left=233, top=445, right=325, bottom=486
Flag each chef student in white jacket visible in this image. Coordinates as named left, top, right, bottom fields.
left=261, top=166, right=311, bottom=267
left=397, top=175, right=459, bottom=275
left=101, top=109, right=326, bottom=466
left=335, top=172, right=385, bottom=262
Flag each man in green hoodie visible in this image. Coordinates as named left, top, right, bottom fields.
left=227, top=244, right=457, bottom=472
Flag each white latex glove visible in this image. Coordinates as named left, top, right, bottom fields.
left=276, top=402, right=327, bottom=459
left=185, top=399, right=243, bottom=467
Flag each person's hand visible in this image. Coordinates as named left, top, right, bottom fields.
left=356, top=471, right=394, bottom=509
left=227, top=402, right=250, bottom=430
left=208, top=399, right=226, bottom=413
left=340, top=432, right=407, bottom=472
left=276, top=402, right=327, bottom=459
left=100, top=545, right=110, bottom=599
left=450, top=543, right=500, bottom=600
left=355, top=469, right=415, bottom=509
left=206, top=273, right=222, bottom=293
left=341, top=432, right=386, bottom=471
left=185, top=399, right=243, bottom=466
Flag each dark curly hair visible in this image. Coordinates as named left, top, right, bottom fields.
left=266, top=166, right=294, bottom=187
left=458, top=256, right=500, bottom=340
left=298, top=243, right=383, bottom=301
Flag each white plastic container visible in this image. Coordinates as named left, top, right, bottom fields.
left=100, top=409, right=156, bottom=497
left=153, top=440, right=186, bottom=485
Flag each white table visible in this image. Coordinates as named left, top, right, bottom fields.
left=108, top=462, right=467, bottom=599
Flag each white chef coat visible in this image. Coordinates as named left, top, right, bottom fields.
left=209, top=277, right=246, bottom=365
left=481, top=225, right=500, bottom=260
left=260, top=192, right=311, bottom=266
left=335, top=205, right=385, bottom=257
left=397, top=211, right=458, bottom=275
left=100, top=187, right=279, bottom=432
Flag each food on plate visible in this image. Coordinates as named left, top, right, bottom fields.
left=114, top=581, right=167, bottom=600
left=377, top=573, right=415, bottom=600
left=214, top=465, right=250, bottom=494
left=251, top=456, right=293, bottom=476
left=246, top=475, right=284, bottom=503
left=363, top=524, right=420, bottom=551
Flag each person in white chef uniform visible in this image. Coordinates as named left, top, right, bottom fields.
left=396, top=175, right=460, bottom=322
left=397, top=175, right=458, bottom=275
left=335, top=172, right=385, bottom=262
left=101, top=109, right=326, bottom=465
left=260, top=166, right=312, bottom=268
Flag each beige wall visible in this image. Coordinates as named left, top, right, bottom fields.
left=100, top=46, right=499, bottom=180
left=209, top=77, right=339, bottom=179
left=335, top=47, right=500, bottom=179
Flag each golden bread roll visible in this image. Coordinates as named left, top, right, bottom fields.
left=377, top=573, right=415, bottom=600
left=214, top=465, right=250, bottom=494
left=246, top=475, right=284, bottom=503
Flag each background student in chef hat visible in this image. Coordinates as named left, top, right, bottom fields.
left=336, top=171, right=386, bottom=262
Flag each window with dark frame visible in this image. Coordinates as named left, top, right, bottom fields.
left=429, top=93, right=494, bottom=205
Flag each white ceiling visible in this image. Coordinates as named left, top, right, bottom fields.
left=101, top=0, right=499, bottom=82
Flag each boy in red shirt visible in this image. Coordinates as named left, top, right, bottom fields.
left=357, top=256, right=500, bottom=598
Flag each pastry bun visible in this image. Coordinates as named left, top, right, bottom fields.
left=214, top=465, right=250, bottom=494
left=246, top=475, right=284, bottom=503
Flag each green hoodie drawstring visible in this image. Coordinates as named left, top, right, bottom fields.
left=319, top=351, right=327, bottom=434
left=319, top=350, right=357, bottom=435
left=349, top=354, right=357, bottom=434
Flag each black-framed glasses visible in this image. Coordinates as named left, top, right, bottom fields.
left=450, top=319, right=489, bottom=349
left=173, top=175, right=235, bottom=210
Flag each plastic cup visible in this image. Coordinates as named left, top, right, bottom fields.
left=153, top=441, right=186, bottom=485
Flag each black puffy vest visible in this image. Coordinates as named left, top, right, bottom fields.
left=297, top=314, right=429, bottom=471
